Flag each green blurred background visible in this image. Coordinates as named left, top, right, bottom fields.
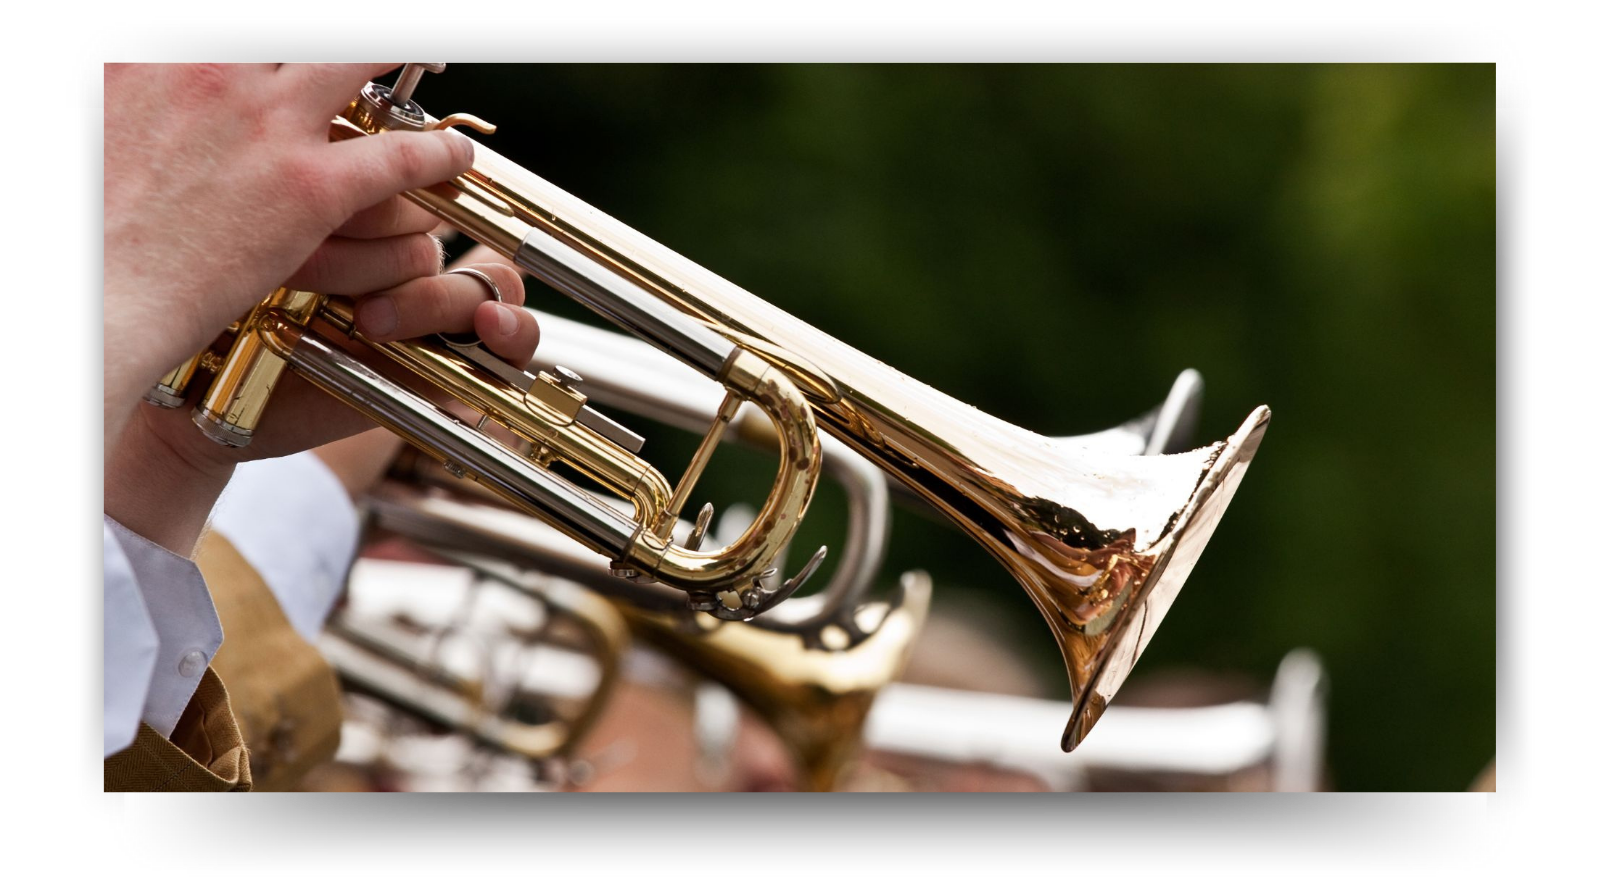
left=424, top=64, right=1494, bottom=791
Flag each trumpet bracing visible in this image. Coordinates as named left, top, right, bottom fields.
left=151, top=64, right=1269, bottom=751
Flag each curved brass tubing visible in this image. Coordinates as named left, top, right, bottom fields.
left=620, top=348, right=823, bottom=600
left=621, top=572, right=932, bottom=792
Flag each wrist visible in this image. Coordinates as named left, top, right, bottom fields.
left=105, top=405, right=236, bottom=557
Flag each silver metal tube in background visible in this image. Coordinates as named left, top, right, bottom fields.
left=862, top=649, right=1327, bottom=792
left=1268, top=648, right=1329, bottom=793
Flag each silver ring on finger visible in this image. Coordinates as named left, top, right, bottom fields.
left=438, top=267, right=505, bottom=348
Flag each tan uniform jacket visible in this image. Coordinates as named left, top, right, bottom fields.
left=105, top=533, right=344, bottom=792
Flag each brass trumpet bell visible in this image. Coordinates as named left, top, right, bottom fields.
left=1023, top=409, right=1271, bottom=749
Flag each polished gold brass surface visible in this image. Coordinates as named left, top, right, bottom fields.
left=236, top=295, right=822, bottom=598
left=190, top=289, right=321, bottom=446
left=617, top=348, right=821, bottom=595
left=145, top=321, right=241, bottom=408
left=328, top=71, right=1270, bottom=750
left=145, top=353, right=203, bottom=408
left=623, top=573, right=931, bottom=792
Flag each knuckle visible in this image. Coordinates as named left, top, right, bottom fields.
left=292, top=242, right=337, bottom=290
left=484, top=264, right=525, bottom=305
left=383, top=198, right=409, bottom=235
left=243, top=100, right=273, bottom=140
left=179, top=63, right=233, bottom=101
left=279, top=152, right=346, bottom=229
left=386, top=136, right=430, bottom=185
left=421, top=276, right=459, bottom=327
left=399, top=233, right=444, bottom=276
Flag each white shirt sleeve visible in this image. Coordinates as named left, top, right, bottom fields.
left=103, top=517, right=224, bottom=757
left=209, top=452, right=361, bottom=643
left=103, top=451, right=358, bottom=758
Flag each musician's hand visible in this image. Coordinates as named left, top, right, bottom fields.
left=104, top=63, right=478, bottom=448
left=105, top=227, right=537, bottom=555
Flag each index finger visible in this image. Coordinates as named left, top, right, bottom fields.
left=277, top=63, right=399, bottom=122
left=335, top=195, right=442, bottom=239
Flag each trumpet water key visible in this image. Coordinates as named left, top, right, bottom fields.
left=152, top=64, right=1269, bottom=751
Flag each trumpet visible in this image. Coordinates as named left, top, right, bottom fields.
left=153, top=64, right=1269, bottom=750
left=319, top=555, right=629, bottom=771
left=358, top=321, right=1212, bottom=788
left=378, top=307, right=1211, bottom=645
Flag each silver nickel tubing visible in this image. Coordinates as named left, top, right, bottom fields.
left=514, top=228, right=735, bottom=380
left=285, top=329, right=639, bottom=557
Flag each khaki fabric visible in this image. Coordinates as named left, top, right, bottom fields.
left=104, top=668, right=253, bottom=791
left=197, top=533, right=344, bottom=791
left=103, top=533, right=345, bottom=792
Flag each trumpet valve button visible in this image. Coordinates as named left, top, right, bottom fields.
left=390, top=63, right=445, bottom=106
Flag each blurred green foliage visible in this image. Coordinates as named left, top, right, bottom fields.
left=426, top=64, right=1494, bottom=791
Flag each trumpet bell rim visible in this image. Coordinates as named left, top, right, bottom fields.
left=1061, top=404, right=1272, bottom=752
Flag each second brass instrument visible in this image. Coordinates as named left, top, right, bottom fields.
left=159, top=65, right=1269, bottom=751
